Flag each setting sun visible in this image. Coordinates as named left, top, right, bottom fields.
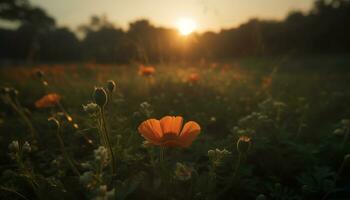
left=176, top=18, right=197, bottom=36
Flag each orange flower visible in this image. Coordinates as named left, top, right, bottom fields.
left=238, top=135, right=251, bottom=142
left=138, top=116, right=200, bottom=148
left=187, top=73, right=200, bottom=83
left=237, top=135, right=251, bottom=154
left=138, top=65, right=155, bottom=76
left=211, top=63, right=218, bottom=69
left=35, top=93, right=61, bottom=108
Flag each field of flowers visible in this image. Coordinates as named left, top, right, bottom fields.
left=0, top=57, right=350, bottom=200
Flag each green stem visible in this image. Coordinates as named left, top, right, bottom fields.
left=97, top=114, right=107, bottom=147
left=160, top=147, right=164, bottom=163
left=57, top=102, right=72, bottom=122
left=233, top=153, right=242, bottom=179
left=16, top=150, right=41, bottom=199
left=9, top=97, right=38, bottom=139
left=0, top=186, right=29, bottom=200
left=100, top=108, right=116, bottom=175
left=322, top=155, right=349, bottom=200
left=218, top=153, right=244, bottom=197
left=55, top=127, right=80, bottom=176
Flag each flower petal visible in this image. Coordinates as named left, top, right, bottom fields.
left=160, top=116, right=183, bottom=136
left=138, top=119, right=163, bottom=145
left=179, top=121, right=201, bottom=147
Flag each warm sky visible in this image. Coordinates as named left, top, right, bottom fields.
left=31, top=0, right=314, bottom=32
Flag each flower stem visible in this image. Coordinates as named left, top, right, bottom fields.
left=100, top=108, right=116, bottom=175
left=15, top=147, right=42, bottom=199
left=160, top=147, right=164, bottom=163
left=233, top=153, right=242, bottom=179
left=55, top=127, right=80, bottom=176
left=8, top=97, right=38, bottom=139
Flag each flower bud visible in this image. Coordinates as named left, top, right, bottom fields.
left=22, top=141, right=31, bottom=153
left=237, top=135, right=251, bottom=154
left=8, top=140, right=19, bottom=153
left=106, top=80, right=116, bottom=93
left=93, top=87, right=108, bottom=108
left=48, top=117, right=60, bottom=129
left=207, top=150, right=215, bottom=159
left=333, top=128, right=344, bottom=136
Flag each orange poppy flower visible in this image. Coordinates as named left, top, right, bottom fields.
left=138, top=116, right=200, bottom=148
left=35, top=93, right=61, bottom=108
left=187, top=73, right=200, bottom=83
left=138, top=65, right=155, bottom=76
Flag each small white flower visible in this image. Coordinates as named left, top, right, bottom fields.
left=94, top=146, right=109, bottom=165
left=83, top=103, right=99, bottom=113
left=8, top=140, right=19, bottom=153
left=22, top=141, right=31, bottom=153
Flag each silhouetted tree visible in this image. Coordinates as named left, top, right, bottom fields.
left=0, top=0, right=56, bottom=61
left=1, top=0, right=350, bottom=63
left=80, top=15, right=132, bottom=63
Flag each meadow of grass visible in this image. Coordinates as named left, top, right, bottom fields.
left=0, top=56, right=350, bottom=200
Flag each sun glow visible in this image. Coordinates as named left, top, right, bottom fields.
left=176, top=18, right=197, bottom=36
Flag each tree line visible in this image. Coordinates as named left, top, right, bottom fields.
left=0, top=0, right=350, bottom=63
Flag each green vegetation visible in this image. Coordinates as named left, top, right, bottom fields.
left=0, top=57, right=350, bottom=199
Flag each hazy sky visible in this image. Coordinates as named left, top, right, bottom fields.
left=31, top=0, right=314, bottom=32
